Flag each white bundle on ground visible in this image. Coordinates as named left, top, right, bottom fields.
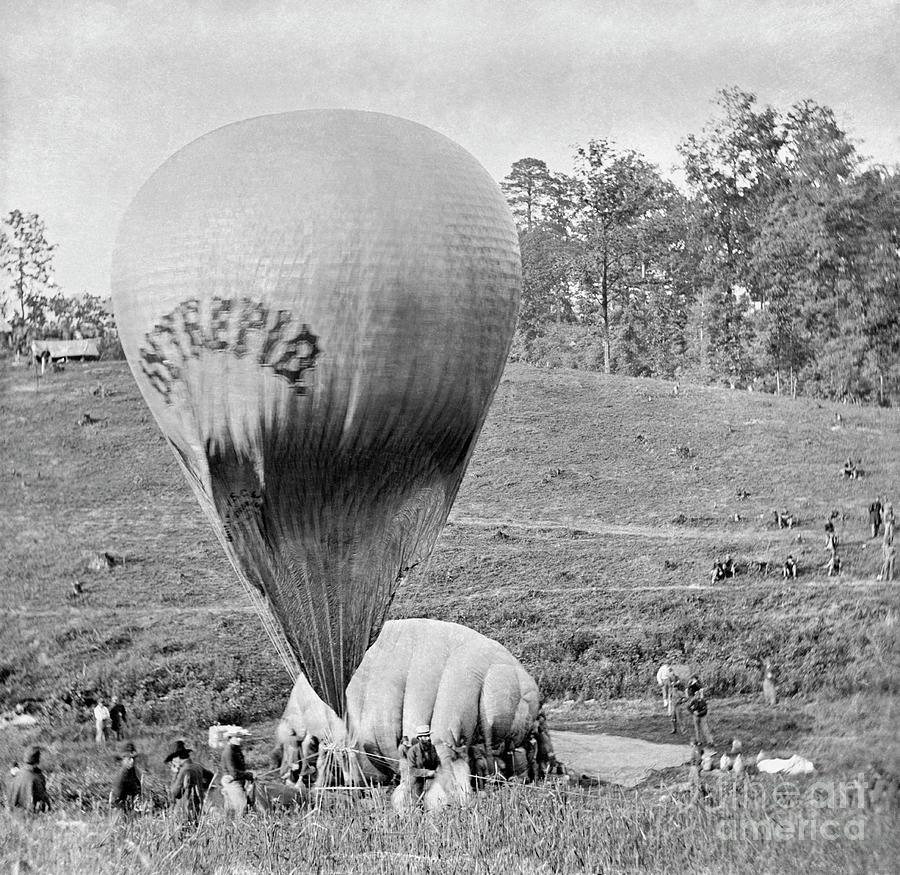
left=757, top=755, right=815, bottom=775
left=208, top=724, right=249, bottom=750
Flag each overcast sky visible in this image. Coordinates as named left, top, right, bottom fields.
left=1, top=0, right=898, bottom=296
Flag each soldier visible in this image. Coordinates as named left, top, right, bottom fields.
left=782, top=555, right=798, bottom=579
left=165, top=740, right=213, bottom=827
left=879, top=538, right=896, bottom=582
left=221, top=729, right=255, bottom=806
left=868, top=498, right=883, bottom=539
left=6, top=746, right=51, bottom=814
left=109, top=697, right=127, bottom=741
left=407, top=725, right=440, bottom=804
left=110, top=741, right=141, bottom=819
left=687, top=692, right=715, bottom=745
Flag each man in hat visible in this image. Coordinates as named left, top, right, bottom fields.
left=7, top=746, right=51, bottom=813
left=221, top=729, right=255, bottom=806
left=165, top=740, right=213, bottom=826
left=687, top=691, right=715, bottom=746
left=406, top=725, right=440, bottom=803
left=110, top=741, right=141, bottom=819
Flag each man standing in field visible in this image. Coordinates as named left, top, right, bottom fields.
left=110, top=741, right=141, bottom=820
left=407, top=725, right=441, bottom=804
left=165, top=740, right=213, bottom=827
left=6, top=746, right=51, bottom=814
left=667, top=670, right=686, bottom=735
left=221, top=729, right=257, bottom=809
left=93, top=698, right=111, bottom=746
left=868, top=498, right=883, bottom=539
left=687, top=691, right=715, bottom=746
left=109, top=696, right=127, bottom=741
left=879, top=538, right=896, bottom=582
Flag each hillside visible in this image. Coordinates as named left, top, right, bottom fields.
left=1, top=360, right=898, bottom=764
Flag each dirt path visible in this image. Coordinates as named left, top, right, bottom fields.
left=449, top=513, right=772, bottom=542
left=551, top=730, right=689, bottom=787
left=7, top=570, right=891, bottom=622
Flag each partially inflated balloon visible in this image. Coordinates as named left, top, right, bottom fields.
left=111, top=111, right=520, bottom=712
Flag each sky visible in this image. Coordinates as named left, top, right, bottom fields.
left=1, top=0, right=898, bottom=297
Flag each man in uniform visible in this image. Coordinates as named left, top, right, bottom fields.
left=6, top=745, right=51, bottom=814
left=109, top=696, right=128, bottom=741
left=868, top=499, right=883, bottom=539
left=221, top=729, right=255, bottom=806
left=165, top=740, right=213, bottom=827
left=110, top=741, right=141, bottom=819
left=687, top=690, right=715, bottom=745
left=407, top=725, right=440, bottom=804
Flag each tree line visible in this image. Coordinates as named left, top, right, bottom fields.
left=501, top=88, right=900, bottom=404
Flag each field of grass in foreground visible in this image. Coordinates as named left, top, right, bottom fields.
left=1, top=359, right=899, bottom=872
left=1, top=777, right=898, bottom=875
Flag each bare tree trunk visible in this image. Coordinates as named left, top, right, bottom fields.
left=601, top=260, right=611, bottom=375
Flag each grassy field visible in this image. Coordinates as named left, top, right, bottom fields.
left=1, top=358, right=898, bottom=873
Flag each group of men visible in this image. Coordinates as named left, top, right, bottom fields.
left=662, top=668, right=714, bottom=746
left=734, top=497, right=897, bottom=583
left=4, top=729, right=262, bottom=826
left=397, top=713, right=560, bottom=805
left=92, top=696, right=127, bottom=745
left=274, top=729, right=321, bottom=787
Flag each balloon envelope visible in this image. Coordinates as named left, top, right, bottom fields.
left=111, top=110, right=520, bottom=712
left=280, top=618, right=540, bottom=783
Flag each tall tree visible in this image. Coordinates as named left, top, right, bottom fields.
left=501, top=158, right=554, bottom=233
left=0, top=210, right=57, bottom=323
left=571, top=139, right=678, bottom=374
left=677, top=89, right=787, bottom=382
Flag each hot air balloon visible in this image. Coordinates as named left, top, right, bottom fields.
left=111, top=110, right=521, bottom=715
left=278, top=618, right=540, bottom=803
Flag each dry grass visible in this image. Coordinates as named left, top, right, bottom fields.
left=1, top=359, right=899, bottom=872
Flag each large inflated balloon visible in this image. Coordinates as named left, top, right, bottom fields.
left=111, top=111, right=521, bottom=712
left=279, top=618, right=540, bottom=784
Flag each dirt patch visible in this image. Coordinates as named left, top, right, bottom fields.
left=552, top=730, right=690, bottom=788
